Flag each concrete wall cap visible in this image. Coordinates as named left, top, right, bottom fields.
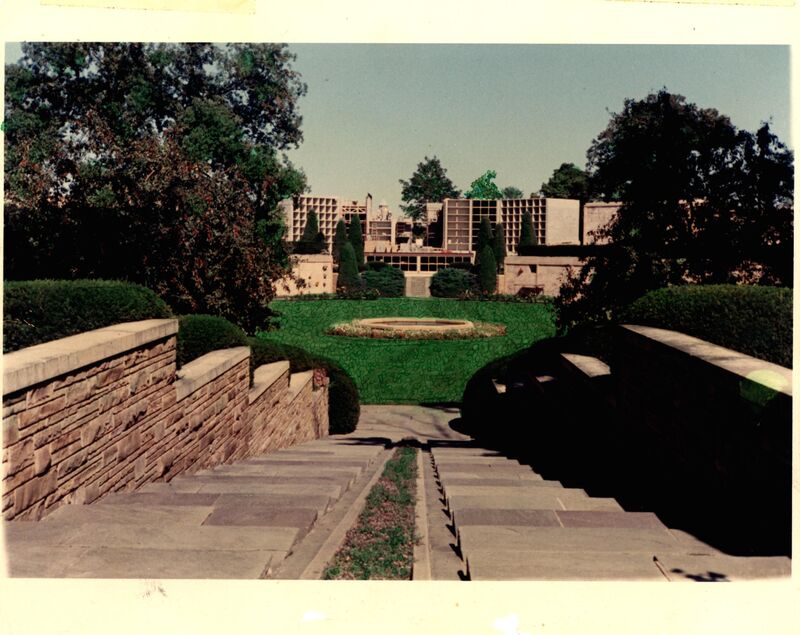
left=621, top=324, right=792, bottom=397
left=560, top=353, right=611, bottom=379
left=175, top=346, right=250, bottom=402
left=2, top=319, right=178, bottom=396
left=285, top=370, right=314, bottom=403
left=249, top=361, right=290, bottom=404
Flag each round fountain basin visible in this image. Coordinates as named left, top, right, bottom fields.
left=354, top=317, right=474, bottom=332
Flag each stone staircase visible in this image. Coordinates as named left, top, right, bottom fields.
left=429, top=440, right=791, bottom=581
left=3, top=435, right=389, bottom=578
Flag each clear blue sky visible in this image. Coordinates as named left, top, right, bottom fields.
left=5, top=43, right=791, bottom=217
left=285, top=44, right=791, bottom=216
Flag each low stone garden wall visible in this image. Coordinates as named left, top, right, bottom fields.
left=2, top=319, right=329, bottom=521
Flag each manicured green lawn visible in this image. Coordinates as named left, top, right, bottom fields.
left=258, top=298, right=555, bottom=404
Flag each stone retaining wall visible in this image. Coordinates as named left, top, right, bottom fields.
left=2, top=320, right=329, bottom=521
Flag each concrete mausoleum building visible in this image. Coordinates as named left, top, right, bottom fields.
left=278, top=193, right=621, bottom=297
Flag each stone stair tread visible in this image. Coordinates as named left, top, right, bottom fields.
left=3, top=543, right=90, bottom=578
left=465, top=549, right=664, bottom=581
left=55, top=521, right=301, bottom=552
left=166, top=480, right=342, bottom=498
left=433, top=457, right=521, bottom=466
left=458, top=526, right=706, bottom=554
left=240, top=458, right=372, bottom=468
left=655, top=553, right=792, bottom=581
left=202, top=505, right=319, bottom=531
left=59, top=546, right=285, bottom=579
left=439, top=478, right=561, bottom=488
left=453, top=509, right=563, bottom=528
left=430, top=448, right=507, bottom=458
left=208, top=464, right=363, bottom=477
left=174, top=474, right=354, bottom=490
left=96, top=492, right=221, bottom=507
left=445, top=486, right=588, bottom=503
left=435, top=466, right=544, bottom=480
left=40, top=503, right=213, bottom=526
left=557, top=510, right=667, bottom=530
left=212, top=493, right=334, bottom=514
left=447, top=493, right=623, bottom=513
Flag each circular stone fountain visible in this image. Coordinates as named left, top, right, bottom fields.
left=327, top=317, right=505, bottom=340
left=355, top=317, right=474, bottom=332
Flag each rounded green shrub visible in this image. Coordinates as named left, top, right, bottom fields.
left=621, top=284, right=792, bottom=367
left=429, top=268, right=476, bottom=298
left=176, top=314, right=248, bottom=367
left=362, top=266, right=405, bottom=298
left=3, top=279, right=172, bottom=353
left=250, top=337, right=360, bottom=434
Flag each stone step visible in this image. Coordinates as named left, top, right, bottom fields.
left=176, top=473, right=355, bottom=492
left=435, top=466, right=544, bottom=480
left=433, top=457, right=521, bottom=467
left=655, top=554, right=792, bottom=581
left=430, top=448, right=508, bottom=459
left=447, top=494, right=623, bottom=517
left=96, top=491, right=221, bottom=507
left=439, top=478, right=562, bottom=489
left=444, top=486, right=588, bottom=507
left=206, top=464, right=364, bottom=478
left=162, top=480, right=343, bottom=499
left=15, top=545, right=282, bottom=579
left=464, top=549, right=664, bottom=581
left=458, top=526, right=701, bottom=556
left=41, top=503, right=213, bottom=525
left=239, top=458, right=373, bottom=468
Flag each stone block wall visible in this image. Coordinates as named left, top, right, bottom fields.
left=611, top=325, right=792, bottom=553
left=2, top=320, right=329, bottom=521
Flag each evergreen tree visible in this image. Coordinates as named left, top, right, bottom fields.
left=492, top=222, right=507, bottom=272
left=332, top=219, right=349, bottom=265
left=348, top=215, right=365, bottom=268
left=337, top=242, right=361, bottom=291
left=518, top=211, right=538, bottom=251
left=299, top=210, right=320, bottom=243
left=477, top=245, right=497, bottom=294
left=476, top=217, right=494, bottom=255
left=501, top=186, right=524, bottom=199
left=399, top=156, right=461, bottom=222
left=465, top=170, right=503, bottom=199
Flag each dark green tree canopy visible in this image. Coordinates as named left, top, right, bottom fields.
left=465, top=170, right=503, bottom=200
left=492, top=222, right=507, bottom=271
left=476, top=245, right=497, bottom=294
left=294, top=210, right=326, bottom=254
left=336, top=242, right=361, bottom=291
left=348, top=215, right=365, bottom=268
left=4, top=43, right=309, bottom=331
left=536, top=163, right=589, bottom=201
left=332, top=219, right=349, bottom=265
left=476, top=217, right=494, bottom=255
left=518, top=211, right=537, bottom=250
left=399, top=156, right=461, bottom=222
left=501, top=186, right=524, bottom=199
left=557, top=89, right=794, bottom=330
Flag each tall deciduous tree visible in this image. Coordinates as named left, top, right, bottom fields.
left=348, top=215, right=365, bottom=268
left=4, top=42, right=309, bottom=330
left=556, top=89, right=793, bottom=330
left=536, top=163, right=589, bottom=200
left=465, top=170, right=503, bottom=200
left=399, top=156, right=461, bottom=222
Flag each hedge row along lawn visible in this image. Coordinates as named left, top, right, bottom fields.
left=323, top=446, right=417, bottom=580
left=260, top=298, right=556, bottom=403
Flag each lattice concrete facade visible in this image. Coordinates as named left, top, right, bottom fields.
left=442, top=198, right=581, bottom=254
left=281, top=195, right=373, bottom=252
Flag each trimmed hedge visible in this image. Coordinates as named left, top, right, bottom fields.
left=176, top=314, right=248, bottom=368
left=362, top=266, right=405, bottom=298
left=3, top=279, right=172, bottom=353
left=621, top=285, right=792, bottom=368
left=250, top=337, right=360, bottom=434
left=429, top=268, right=476, bottom=298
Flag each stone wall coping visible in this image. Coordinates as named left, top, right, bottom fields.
left=249, top=361, right=290, bottom=404
left=621, top=324, right=792, bottom=397
left=175, top=347, right=250, bottom=402
left=560, top=353, right=611, bottom=379
left=285, top=370, right=313, bottom=404
left=2, top=319, right=179, bottom=396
